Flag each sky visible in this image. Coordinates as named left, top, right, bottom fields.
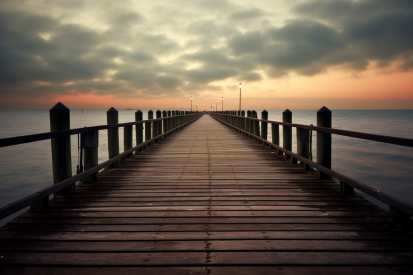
left=0, top=0, right=412, bottom=110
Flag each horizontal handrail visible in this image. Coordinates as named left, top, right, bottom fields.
left=210, top=113, right=413, bottom=217
left=0, top=113, right=199, bottom=148
left=0, top=114, right=202, bottom=220
left=212, top=113, right=413, bottom=148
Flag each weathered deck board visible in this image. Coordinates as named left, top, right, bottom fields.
left=1, top=115, right=412, bottom=274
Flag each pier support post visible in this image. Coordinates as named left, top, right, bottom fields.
left=107, top=107, right=120, bottom=168
left=297, top=127, right=310, bottom=170
left=135, top=110, right=143, bottom=154
left=247, top=110, right=252, bottom=134
left=30, top=197, right=49, bottom=212
left=152, top=111, right=158, bottom=141
left=176, top=110, right=179, bottom=128
left=162, top=110, right=167, bottom=137
left=241, top=111, right=245, bottom=131
left=167, top=111, right=171, bottom=133
left=82, top=130, right=99, bottom=182
left=172, top=110, right=176, bottom=130
left=389, top=206, right=411, bottom=223
left=157, top=110, right=162, bottom=138
left=123, top=124, right=132, bottom=163
left=272, top=123, right=281, bottom=155
left=283, top=109, right=292, bottom=160
left=261, top=110, right=268, bottom=140
left=340, top=181, right=354, bottom=195
left=317, top=106, right=332, bottom=179
left=252, top=110, right=260, bottom=138
left=50, top=102, right=74, bottom=196
left=146, top=110, right=153, bottom=146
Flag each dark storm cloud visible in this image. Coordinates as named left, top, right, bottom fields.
left=292, top=0, right=413, bottom=68
left=225, top=0, right=413, bottom=77
left=1, top=0, right=412, bottom=101
left=228, top=8, right=266, bottom=21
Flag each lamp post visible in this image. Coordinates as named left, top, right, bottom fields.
left=239, top=83, right=242, bottom=111
left=216, top=99, right=217, bottom=112
left=191, top=96, right=192, bottom=112
left=222, top=96, right=223, bottom=112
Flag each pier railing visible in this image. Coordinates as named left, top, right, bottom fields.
left=210, top=108, right=413, bottom=222
left=0, top=103, right=203, bottom=220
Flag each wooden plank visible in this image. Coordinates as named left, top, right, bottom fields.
left=1, top=223, right=397, bottom=232
left=47, top=205, right=381, bottom=212
left=11, top=210, right=389, bottom=218
left=1, top=251, right=413, bottom=265
left=1, top=240, right=413, bottom=252
left=9, top=216, right=392, bottom=225
left=1, top=231, right=411, bottom=241
left=1, top=267, right=412, bottom=275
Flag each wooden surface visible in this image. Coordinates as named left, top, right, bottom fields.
left=1, top=115, right=413, bottom=274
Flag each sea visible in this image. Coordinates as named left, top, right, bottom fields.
left=1, top=109, right=413, bottom=226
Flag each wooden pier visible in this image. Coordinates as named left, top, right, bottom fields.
left=1, top=115, right=413, bottom=274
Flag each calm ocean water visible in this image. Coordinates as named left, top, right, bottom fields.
left=1, top=109, right=413, bottom=226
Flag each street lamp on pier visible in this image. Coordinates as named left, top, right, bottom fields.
left=191, top=96, right=192, bottom=112
left=222, top=96, right=223, bottom=112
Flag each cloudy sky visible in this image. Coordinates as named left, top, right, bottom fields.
left=0, top=0, right=412, bottom=110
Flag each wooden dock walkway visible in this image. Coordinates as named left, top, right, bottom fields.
left=1, top=115, right=413, bottom=274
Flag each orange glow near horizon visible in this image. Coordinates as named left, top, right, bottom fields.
left=1, top=67, right=412, bottom=110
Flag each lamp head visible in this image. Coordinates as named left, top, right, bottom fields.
left=191, top=96, right=192, bottom=100
left=239, top=83, right=242, bottom=88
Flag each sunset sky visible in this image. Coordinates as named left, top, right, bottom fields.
left=0, top=0, right=412, bottom=110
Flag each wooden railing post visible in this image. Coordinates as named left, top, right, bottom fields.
left=241, top=110, right=245, bottom=131
left=135, top=110, right=143, bottom=154
left=32, top=102, right=71, bottom=211
left=107, top=107, right=120, bottom=168
left=340, top=181, right=354, bottom=195
left=252, top=110, right=260, bottom=138
left=176, top=110, right=179, bottom=127
left=297, top=127, right=310, bottom=170
left=156, top=110, right=162, bottom=141
left=167, top=111, right=171, bottom=133
left=282, top=109, right=292, bottom=160
left=389, top=206, right=411, bottom=223
left=317, top=106, right=331, bottom=179
left=162, top=110, right=167, bottom=137
left=82, top=130, right=99, bottom=182
left=234, top=111, right=236, bottom=127
left=261, top=110, right=268, bottom=140
left=271, top=122, right=281, bottom=155
left=123, top=123, right=132, bottom=163
left=247, top=110, right=252, bottom=134
left=152, top=111, right=158, bottom=141
left=146, top=110, right=153, bottom=146
left=172, top=110, right=176, bottom=130
left=50, top=102, right=74, bottom=195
